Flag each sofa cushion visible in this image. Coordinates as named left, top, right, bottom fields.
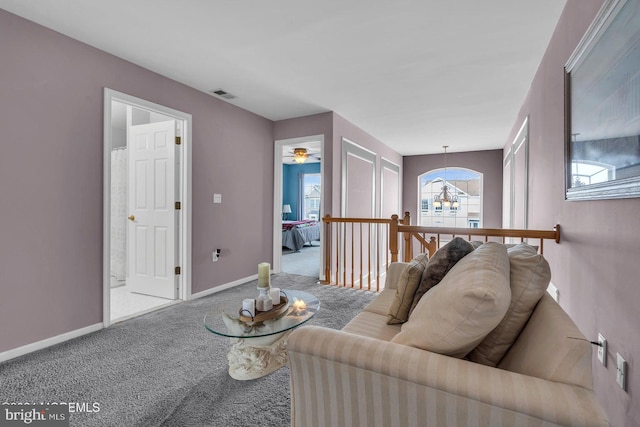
left=408, top=237, right=475, bottom=316
left=469, top=243, right=551, bottom=366
left=498, top=294, right=593, bottom=389
left=363, top=288, right=397, bottom=316
left=387, top=253, right=429, bottom=324
left=343, top=311, right=402, bottom=341
left=391, top=242, right=511, bottom=358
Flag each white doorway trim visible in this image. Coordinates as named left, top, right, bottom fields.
left=103, top=88, right=193, bottom=327
left=273, top=135, right=325, bottom=280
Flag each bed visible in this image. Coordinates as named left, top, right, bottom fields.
left=282, top=220, right=320, bottom=251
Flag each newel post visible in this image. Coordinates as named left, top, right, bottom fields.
left=403, top=211, right=412, bottom=262
left=321, top=214, right=332, bottom=284
left=389, top=214, right=399, bottom=263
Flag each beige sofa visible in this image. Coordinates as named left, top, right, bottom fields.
left=287, top=245, right=609, bottom=427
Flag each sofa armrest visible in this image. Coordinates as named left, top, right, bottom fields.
left=288, top=326, right=609, bottom=427
left=384, top=262, right=408, bottom=290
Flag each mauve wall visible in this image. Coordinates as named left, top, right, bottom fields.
left=0, top=10, right=274, bottom=353
left=332, top=113, right=404, bottom=217
left=403, top=150, right=503, bottom=227
left=505, top=1, right=638, bottom=425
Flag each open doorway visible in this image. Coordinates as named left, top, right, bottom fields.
left=103, top=89, right=192, bottom=326
left=273, top=136, right=324, bottom=279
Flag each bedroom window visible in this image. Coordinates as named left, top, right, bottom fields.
left=418, top=167, right=482, bottom=228
left=301, top=173, right=321, bottom=220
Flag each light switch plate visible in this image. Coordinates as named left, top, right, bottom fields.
left=213, top=194, right=222, bottom=204
left=616, top=353, right=627, bottom=391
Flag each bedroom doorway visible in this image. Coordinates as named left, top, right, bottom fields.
left=273, top=135, right=324, bottom=279
left=103, top=89, right=193, bottom=326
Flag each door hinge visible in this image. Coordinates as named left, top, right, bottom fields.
left=175, top=266, right=181, bottom=275
left=175, top=201, right=181, bottom=210
left=175, top=136, right=181, bottom=145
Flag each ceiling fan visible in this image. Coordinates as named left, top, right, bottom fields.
left=283, top=147, right=321, bottom=164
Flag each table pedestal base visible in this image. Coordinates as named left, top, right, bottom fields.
left=227, top=331, right=291, bottom=380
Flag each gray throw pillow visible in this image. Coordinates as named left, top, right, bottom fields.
left=408, top=237, right=475, bottom=316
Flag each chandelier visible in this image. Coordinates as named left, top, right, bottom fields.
left=432, top=145, right=459, bottom=209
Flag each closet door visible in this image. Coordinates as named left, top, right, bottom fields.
left=504, top=117, right=529, bottom=229
left=340, top=138, right=377, bottom=287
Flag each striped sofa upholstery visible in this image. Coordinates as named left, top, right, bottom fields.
left=287, top=262, right=609, bottom=427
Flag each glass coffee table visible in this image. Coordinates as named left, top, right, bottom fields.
left=204, top=289, right=320, bottom=380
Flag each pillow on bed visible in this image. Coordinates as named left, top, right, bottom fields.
left=391, top=242, right=511, bottom=358
left=387, top=253, right=430, bottom=325
left=408, top=237, right=475, bottom=316
left=469, top=243, right=551, bottom=366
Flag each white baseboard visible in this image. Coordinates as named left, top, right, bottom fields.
left=190, top=274, right=258, bottom=300
left=1, top=275, right=260, bottom=363
left=547, top=281, right=559, bottom=302
left=0, top=323, right=103, bottom=364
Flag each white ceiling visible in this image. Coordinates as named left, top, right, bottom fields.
left=1, top=1, right=566, bottom=155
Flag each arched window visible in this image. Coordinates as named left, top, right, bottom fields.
left=417, top=168, right=483, bottom=228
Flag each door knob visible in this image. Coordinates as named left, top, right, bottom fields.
left=128, top=215, right=135, bottom=221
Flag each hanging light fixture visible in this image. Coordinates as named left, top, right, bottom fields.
left=433, top=145, right=459, bottom=209
left=293, top=148, right=308, bottom=164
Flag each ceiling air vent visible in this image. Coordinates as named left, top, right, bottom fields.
left=211, top=89, right=237, bottom=100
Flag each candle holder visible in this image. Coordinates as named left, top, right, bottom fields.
left=256, top=286, right=273, bottom=312
left=238, top=294, right=289, bottom=323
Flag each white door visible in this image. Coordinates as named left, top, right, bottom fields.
left=127, top=121, right=178, bottom=299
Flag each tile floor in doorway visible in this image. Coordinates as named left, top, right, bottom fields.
left=110, top=280, right=174, bottom=322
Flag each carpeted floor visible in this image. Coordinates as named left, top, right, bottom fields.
left=281, top=244, right=320, bottom=277
left=0, top=274, right=376, bottom=427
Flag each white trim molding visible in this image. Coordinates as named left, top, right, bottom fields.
left=103, top=88, right=193, bottom=327
left=0, top=323, right=103, bottom=363
left=272, top=135, right=325, bottom=279
left=380, top=157, right=401, bottom=218
left=190, top=274, right=259, bottom=300
left=341, top=138, right=377, bottom=217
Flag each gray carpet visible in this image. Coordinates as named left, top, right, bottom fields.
left=0, top=274, right=376, bottom=427
left=281, top=244, right=320, bottom=277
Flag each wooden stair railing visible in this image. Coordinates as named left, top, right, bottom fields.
left=390, top=212, right=560, bottom=261
left=321, top=214, right=408, bottom=291
left=322, top=212, right=560, bottom=292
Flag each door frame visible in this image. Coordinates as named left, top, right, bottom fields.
left=273, top=135, right=325, bottom=279
left=102, top=88, right=193, bottom=327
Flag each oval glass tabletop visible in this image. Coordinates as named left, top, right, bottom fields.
left=204, top=289, right=320, bottom=338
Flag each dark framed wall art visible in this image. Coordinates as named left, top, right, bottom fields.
left=565, top=0, right=640, bottom=200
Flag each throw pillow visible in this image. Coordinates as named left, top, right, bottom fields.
left=469, top=243, right=551, bottom=366
left=387, top=253, right=430, bottom=325
left=408, top=237, right=475, bottom=316
left=391, top=242, right=511, bottom=358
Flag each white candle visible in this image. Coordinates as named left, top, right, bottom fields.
left=270, top=287, right=280, bottom=304
left=258, top=262, right=270, bottom=288
left=242, top=298, right=255, bottom=317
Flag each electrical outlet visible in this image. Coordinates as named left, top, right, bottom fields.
left=597, top=333, right=607, bottom=366
left=616, top=353, right=627, bottom=391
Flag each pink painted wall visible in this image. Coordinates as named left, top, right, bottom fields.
left=504, top=1, right=638, bottom=425
left=0, top=10, right=274, bottom=353
left=403, top=150, right=503, bottom=227
left=332, top=113, right=404, bottom=218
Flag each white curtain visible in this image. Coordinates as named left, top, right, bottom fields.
left=110, top=148, right=127, bottom=281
